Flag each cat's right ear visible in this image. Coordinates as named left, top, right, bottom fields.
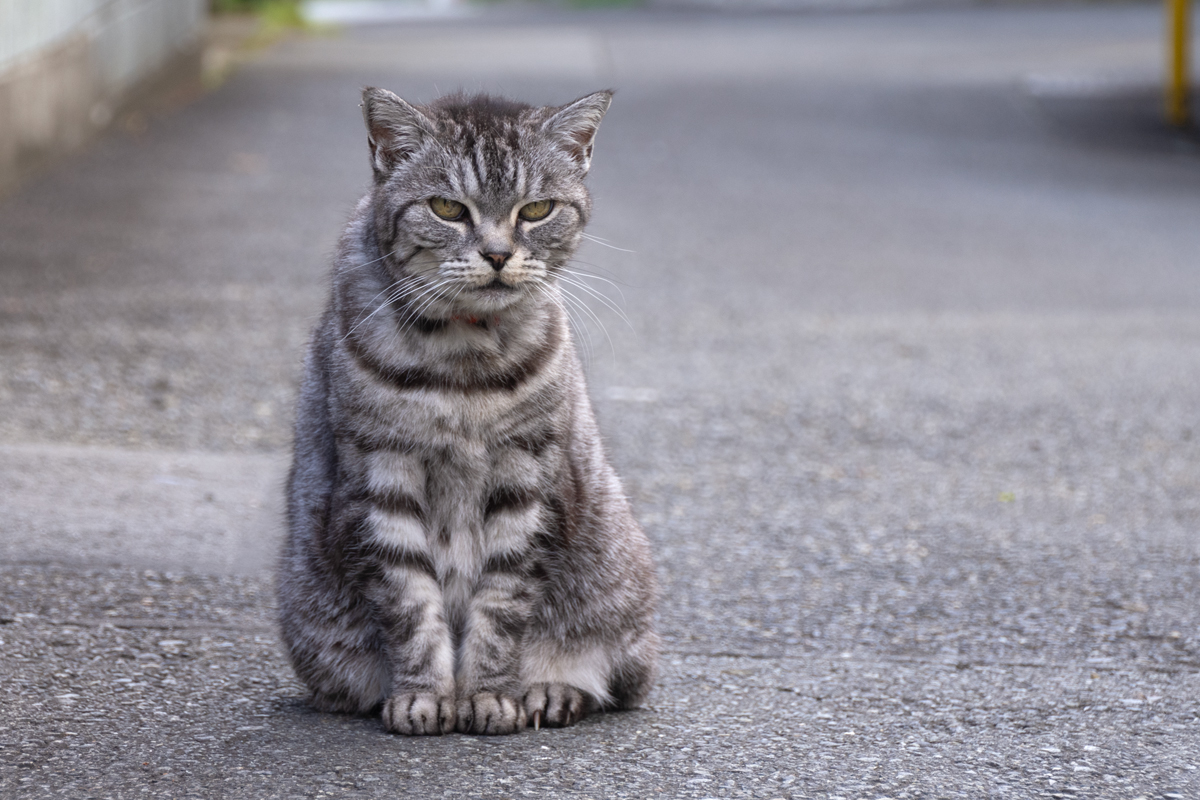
left=361, top=87, right=435, bottom=181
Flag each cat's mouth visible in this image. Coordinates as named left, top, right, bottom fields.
left=464, top=276, right=527, bottom=312
left=476, top=277, right=517, bottom=293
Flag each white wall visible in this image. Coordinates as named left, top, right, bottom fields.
left=2, top=0, right=205, bottom=86
left=0, top=0, right=207, bottom=190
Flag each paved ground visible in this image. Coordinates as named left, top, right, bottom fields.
left=2, top=3, right=1200, bottom=798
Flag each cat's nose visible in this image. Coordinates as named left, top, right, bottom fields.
left=482, top=251, right=512, bottom=271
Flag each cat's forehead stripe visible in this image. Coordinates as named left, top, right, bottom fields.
left=471, top=142, right=488, bottom=194
left=443, top=134, right=525, bottom=211
left=454, top=156, right=477, bottom=198
left=515, top=158, right=527, bottom=198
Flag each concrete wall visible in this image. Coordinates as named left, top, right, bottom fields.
left=0, top=0, right=207, bottom=192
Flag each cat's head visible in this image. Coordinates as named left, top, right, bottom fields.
left=361, top=88, right=611, bottom=316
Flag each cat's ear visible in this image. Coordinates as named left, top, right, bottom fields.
left=361, top=87, right=436, bottom=180
left=542, top=90, right=613, bottom=174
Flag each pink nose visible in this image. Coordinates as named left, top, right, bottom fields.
left=483, top=251, right=511, bottom=270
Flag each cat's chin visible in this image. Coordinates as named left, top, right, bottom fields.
left=464, top=282, right=529, bottom=312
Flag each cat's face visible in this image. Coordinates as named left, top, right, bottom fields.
left=362, top=90, right=611, bottom=317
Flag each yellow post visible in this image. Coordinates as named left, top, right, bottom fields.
left=1167, top=0, right=1192, bottom=127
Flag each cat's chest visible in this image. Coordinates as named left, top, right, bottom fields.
left=352, top=369, right=541, bottom=451
left=362, top=396, right=547, bottom=532
left=367, top=428, right=541, bottom=623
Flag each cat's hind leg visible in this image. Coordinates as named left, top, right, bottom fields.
left=522, top=682, right=590, bottom=729
left=519, top=640, right=612, bottom=728
left=278, top=550, right=390, bottom=716
left=603, top=627, right=660, bottom=711
left=521, top=625, right=659, bottom=727
left=283, top=612, right=390, bottom=716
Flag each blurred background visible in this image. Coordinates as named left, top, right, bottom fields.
left=1, top=0, right=1200, bottom=797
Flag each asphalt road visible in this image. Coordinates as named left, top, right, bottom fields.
left=2, top=3, right=1200, bottom=798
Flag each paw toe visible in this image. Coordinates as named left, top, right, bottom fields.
left=456, top=692, right=526, bottom=735
left=524, top=683, right=587, bottom=728
left=382, top=693, right=455, bottom=735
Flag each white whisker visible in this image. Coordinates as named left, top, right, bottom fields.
left=394, top=278, right=456, bottom=334
left=534, top=282, right=592, bottom=367
left=561, top=265, right=630, bottom=303
left=340, top=276, right=426, bottom=342
left=555, top=274, right=633, bottom=331
left=558, top=283, right=615, bottom=364
left=580, top=232, right=635, bottom=253
left=339, top=248, right=396, bottom=275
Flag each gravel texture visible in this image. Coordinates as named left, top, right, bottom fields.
left=2, top=3, right=1199, bottom=798
left=2, top=562, right=1198, bottom=798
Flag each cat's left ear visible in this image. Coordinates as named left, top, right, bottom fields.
left=542, top=90, right=613, bottom=174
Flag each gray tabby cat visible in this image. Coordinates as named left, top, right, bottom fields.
left=278, top=88, right=659, bottom=736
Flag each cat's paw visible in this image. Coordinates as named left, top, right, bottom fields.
left=455, top=692, right=527, bottom=735
left=382, top=693, right=456, bottom=735
left=523, top=683, right=588, bottom=729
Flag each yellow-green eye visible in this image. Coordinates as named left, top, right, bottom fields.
left=518, top=199, right=554, bottom=222
left=429, top=197, right=466, bottom=220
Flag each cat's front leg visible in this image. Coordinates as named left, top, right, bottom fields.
left=454, top=560, right=533, bottom=734
left=372, top=561, right=457, bottom=735
left=375, top=572, right=456, bottom=735
left=361, top=455, right=457, bottom=735
left=454, top=486, right=539, bottom=735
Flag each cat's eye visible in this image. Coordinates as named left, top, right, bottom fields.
left=429, top=197, right=466, bottom=221
left=518, top=200, right=554, bottom=222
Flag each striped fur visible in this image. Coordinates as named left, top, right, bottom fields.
left=278, top=89, right=659, bottom=736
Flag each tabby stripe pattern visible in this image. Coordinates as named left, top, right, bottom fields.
left=278, top=89, right=659, bottom=736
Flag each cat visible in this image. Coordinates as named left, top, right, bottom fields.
left=277, top=88, right=660, bottom=736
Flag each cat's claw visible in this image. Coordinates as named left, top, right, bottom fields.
left=533, top=710, right=542, bottom=731
left=523, top=683, right=588, bottom=728
left=382, top=693, right=456, bottom=736
left=456, top=692, right=527, bottom=735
